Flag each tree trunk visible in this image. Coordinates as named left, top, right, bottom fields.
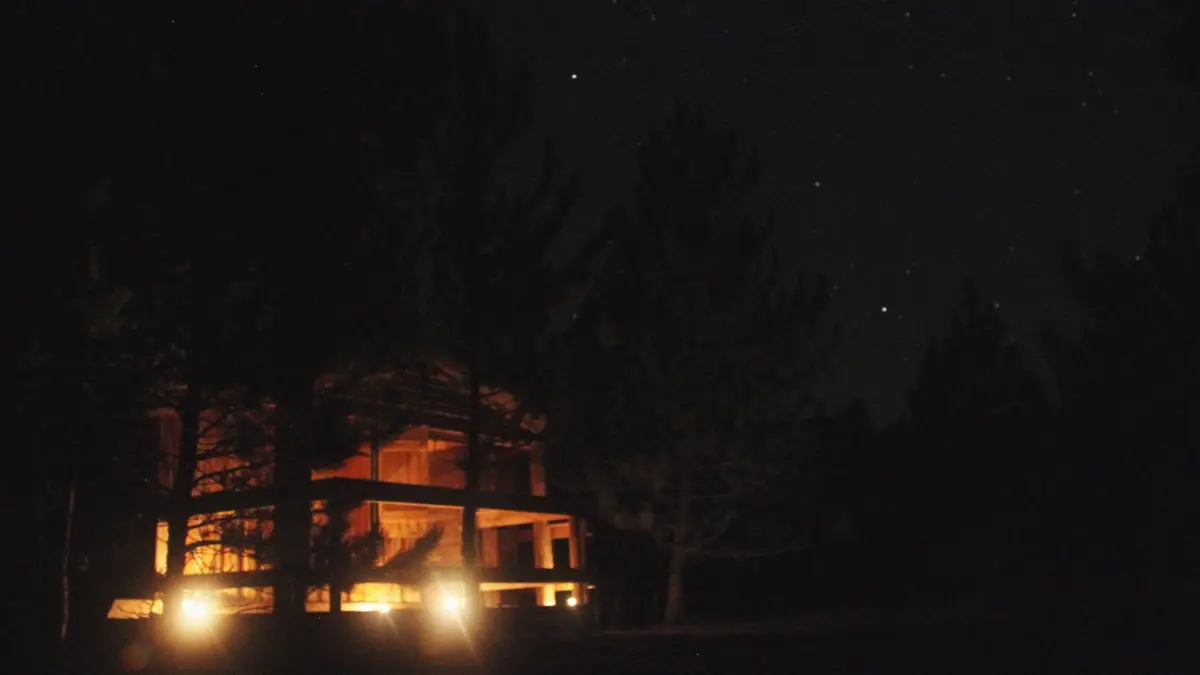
left=269, top=394, right=314, bottom=675
left=328, top=499, right=349, bottom=614
left=663, top=545, right=688, bottom=626
left=369, top=431, right=381, bottom=532
left=164, top=381, right=200, bottom=621
left=60, top=464, right=76, bottom=643
left=664, top=470, right=693, bottom=626
left=329, top=579, right=342, bottom=613
left=272, top=398, right=313, bottom=618
left=460, top=358, right=483, bottom=613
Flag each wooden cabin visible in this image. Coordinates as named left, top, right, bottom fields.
left=108, top=363, right=589, bottom=619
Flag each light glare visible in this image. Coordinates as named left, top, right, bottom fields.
left=177, top=598, right=216, bottom=631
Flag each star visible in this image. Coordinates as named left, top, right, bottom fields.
left=473, top=0, right=1191, bottom=423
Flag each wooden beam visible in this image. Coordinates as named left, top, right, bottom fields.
left=479, top=567, right=591, bottom=585
left=185, top=478, right=580, bottom=517
left=398, top=409, right=541, bottom=443
left=477, top=509, right=560, bottom=529
left=480, top=582, right=578, bottom=592
left=312, top=478, right=578, bottom=516
left=169, top=565, right=590, bottom=592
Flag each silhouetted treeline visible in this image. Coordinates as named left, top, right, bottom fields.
left=677, top=200, right=1196, bottom=618
left=5, top=3, right=1200, bottom=662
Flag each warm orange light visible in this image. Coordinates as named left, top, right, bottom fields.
left=178, top=598, right=216, bottom=631
left=353, top=602, right=391, bottom=614
left=565, top=596, right=578, bottom=607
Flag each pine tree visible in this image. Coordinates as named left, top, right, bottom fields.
left=887, top=277, right=1050, bottom=602
left=560, top=107, right=834, bottom=624
left=1043, top=162, right=1200, bottom=594
left=907, top=278, right=1046, bottom=425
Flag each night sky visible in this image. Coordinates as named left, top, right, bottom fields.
left=483, top=0, right=1197, bottom=421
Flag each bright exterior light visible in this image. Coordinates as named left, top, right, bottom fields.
left=358, top=603, right=391, bottom=614
left=565, top=596, right=578, bottom=607
left=178, top=598, right=216, bottom=630
left=441, top=597, right=462, bottom=614
left=181, top=598, right=210, bottom=617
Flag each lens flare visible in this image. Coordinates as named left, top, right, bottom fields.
left=177, top=598, right=216, bottom=632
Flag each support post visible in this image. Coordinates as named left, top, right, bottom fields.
left=569, top=516, right=587, bottom=605
left=481, top=528, right=500, bottom=607
left=532, top=520, right=555, bottom=605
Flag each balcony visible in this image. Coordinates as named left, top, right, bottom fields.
left=133, top=499, right=588, bottom=617
left=189, top=423, right=566, bottom=516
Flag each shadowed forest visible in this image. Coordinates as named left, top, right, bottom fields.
left=5, top=1, right=1200, bottom=673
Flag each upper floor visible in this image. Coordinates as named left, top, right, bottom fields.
left=147, top=362, right=553, bottom=504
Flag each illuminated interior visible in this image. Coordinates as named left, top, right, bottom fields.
left=139, top=503, right=585, bottom=614
left=110, top=405, right=587, bottom=620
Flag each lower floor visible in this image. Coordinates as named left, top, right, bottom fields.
left=109, top=497, right=590, bottom=620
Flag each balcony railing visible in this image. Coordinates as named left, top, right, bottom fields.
left=188, top=477, right=578, bottom=516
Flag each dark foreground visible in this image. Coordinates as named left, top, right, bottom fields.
left=86, top=604, right=1199, bottom=675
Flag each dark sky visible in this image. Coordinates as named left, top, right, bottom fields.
left=483, top=0, right=1198, bottom=421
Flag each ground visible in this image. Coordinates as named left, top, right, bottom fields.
left=87, top=602, right=1199, bottom=675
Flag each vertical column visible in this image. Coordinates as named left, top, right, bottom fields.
left=532, top=519, right=556, bottom=605
left=481, top=528, right=500, bottom=607
left=569, top=517, right=588, bottom=605
left=481, top=528, right=499, bottom=567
